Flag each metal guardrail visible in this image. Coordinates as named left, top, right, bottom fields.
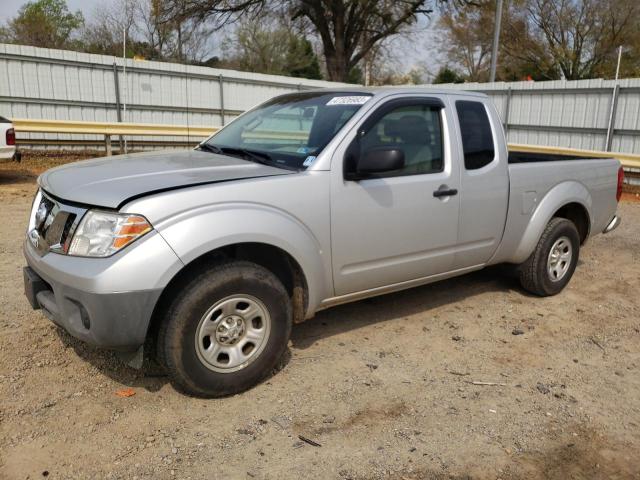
left=12, top=119, right=640, bottom=173
left=13, top=118, right=217, bottom=155
left=12, top=118, right=216, bottom=136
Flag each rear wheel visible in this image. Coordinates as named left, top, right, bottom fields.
left=518, top=218, right=580, bottom=296
left=157, top=260, right=292, bottom=397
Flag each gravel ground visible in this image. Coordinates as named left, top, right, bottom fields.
left=1, top=162, right=639, bottom=480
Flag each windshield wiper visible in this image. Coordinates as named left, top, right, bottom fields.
left=242, top=149, right=301, bottom=171
left=238, top=148, right=273, bottom=165
left=196, top=142, right=223, bottom=154
left=198, top=143, right=299, bottom=171
left=224, top=147, right=299, bottom=171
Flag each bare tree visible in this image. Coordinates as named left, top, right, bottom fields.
left=159, top=0, right=264, bottom=30
left=439, top=0, right=640, bottom=81
left=220, top=16, right=322, bottom=78
left=438, top=1, right=494, bottom=81
left=503, top=0, right=639, bottom=80
left=290, top=0, right=436, bottom=81
left=136, top=0, right=174, bottom=59
left=81, top=0, right=138, bottom=56
left=162, top=0, right=451, bottom=82
left=81, top=0, right=214, bottom=62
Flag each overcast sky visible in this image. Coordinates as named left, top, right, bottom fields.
left=1, top=0, right=442, bottom=77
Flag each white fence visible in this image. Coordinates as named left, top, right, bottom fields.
left=0, top=43, right=350, bottom=146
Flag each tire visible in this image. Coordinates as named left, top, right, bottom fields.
left=157, top=260, right=292, bottom=397
left=518, top=217, right=580, bottom=296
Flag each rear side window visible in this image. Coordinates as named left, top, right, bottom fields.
left=456, top=101, right=495, bottom=170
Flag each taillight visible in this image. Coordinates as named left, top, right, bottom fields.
left=616, top=166, right=624, bottom=202
left=6, top=128, right=15, bottom=146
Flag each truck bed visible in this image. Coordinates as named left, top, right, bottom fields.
left=488, top=156, right=621, bottom=266
left=508, top=151, right=600, bottom=164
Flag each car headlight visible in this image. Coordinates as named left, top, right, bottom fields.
left=68, top=210, right=152, bottom=257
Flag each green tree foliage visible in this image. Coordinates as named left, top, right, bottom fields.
left=287, top=37, right=322, bottom=79
left=433, top=66, right=465, bottom=84
left=1, top=0, right=84, bottom=49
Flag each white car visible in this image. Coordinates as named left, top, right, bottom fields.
left=0, top=116, right=19, bottom=161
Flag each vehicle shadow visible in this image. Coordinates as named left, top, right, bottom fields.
left=52, top=265, right=523, bottom=394
left=53, top=329, right=170, bottom=393
left=0, top=168, right=37, bottom=185
left=291, top=265, right=523, bottom=350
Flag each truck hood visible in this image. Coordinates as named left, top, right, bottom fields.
left=38, top=150, right=294, bottom=208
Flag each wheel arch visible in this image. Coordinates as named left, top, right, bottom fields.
left=510, top=181, right=592, bottom=264
left=552, top=202, right=590, bottom=244
left=147, top=241, right=313, bottom=344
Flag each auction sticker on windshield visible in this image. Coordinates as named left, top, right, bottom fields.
left=326, top=96, right=370, bottom=106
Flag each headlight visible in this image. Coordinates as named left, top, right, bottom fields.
left=27, top=190, right=43, bottom=234
left=68, top=210, right=152, bottom=257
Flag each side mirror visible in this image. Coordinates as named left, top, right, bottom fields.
left=357, top=147, right=405, bottom=175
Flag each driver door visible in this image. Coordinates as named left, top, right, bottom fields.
left=330, top=97, right=460, bottom=296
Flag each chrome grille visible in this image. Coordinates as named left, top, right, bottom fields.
left=27, top=190, right=87, bottom=255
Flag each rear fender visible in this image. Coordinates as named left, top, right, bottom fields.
left=511, top=181, right=592, bottom=264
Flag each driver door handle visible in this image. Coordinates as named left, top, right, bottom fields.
left=433, top=187, right=458, bottom=198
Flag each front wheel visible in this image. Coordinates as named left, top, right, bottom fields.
left=157, top=260, right=292, bottom=397
left=518, top=217, right=580, bottom=296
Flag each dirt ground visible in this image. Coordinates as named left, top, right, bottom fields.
left=1, top=157, right=639, bottom=480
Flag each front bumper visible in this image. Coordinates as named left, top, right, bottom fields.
left=23, top=231, right=183, bottom=350
left=24, top=265, right=161, bottom=350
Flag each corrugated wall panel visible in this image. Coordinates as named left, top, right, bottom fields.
left=1, top=43, right=639, bottom=153
left=0, top=44, right=353, bottom=149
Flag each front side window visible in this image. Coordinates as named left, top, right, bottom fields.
left=203, top=92, right=372, bottom=170
left=455, top=100, right=495, bottom=170
left=358, top=104, right=444, bottom=177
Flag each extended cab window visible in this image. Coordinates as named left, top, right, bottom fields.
left=456, top=100, right=495, bottom=170
left=359, top=104, right=444, bottom=176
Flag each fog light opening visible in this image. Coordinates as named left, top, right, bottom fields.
left=80, top=306, right=91, bottom=330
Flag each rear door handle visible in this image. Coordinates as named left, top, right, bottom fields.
left=433, top=187, right=458, bottom=198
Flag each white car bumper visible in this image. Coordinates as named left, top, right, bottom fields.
left=0, top=145, right=16, bottom=160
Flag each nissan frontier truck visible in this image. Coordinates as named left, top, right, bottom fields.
left=23, top=88, right=623, bottom=396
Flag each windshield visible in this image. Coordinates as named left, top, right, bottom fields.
left=203, top=91, right=372, bottom=170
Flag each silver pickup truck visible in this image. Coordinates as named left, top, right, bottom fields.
left=23, top=88, right=623, bottom=397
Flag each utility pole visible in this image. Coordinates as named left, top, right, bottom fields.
left=605, top=46, right=623, bottom=151
left=614, top=45, right=622, bottom=80
left=123, top=28, right=128, bottom=154
left=489, top=0, right=504, bottom=83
